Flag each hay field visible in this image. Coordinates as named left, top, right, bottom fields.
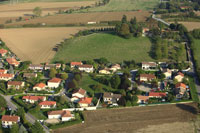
left=6, top=11, right=150, bottom=26
left=0, top=27, right=87, bottom=63
left=53, top=103, right=198, bottom=133
left=180, top=22, right=200, bottom=31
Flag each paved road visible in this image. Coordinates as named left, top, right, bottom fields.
left=152, top=14, right=170, bottom=26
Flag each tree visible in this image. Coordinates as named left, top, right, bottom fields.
left=16, top=107, right=25, bottom=119
left=110, top=75, right=121, bottom=89
left=154, top=43, right=162, bottom=60
left=59, top=95, right=67, bottom=105
left=120, top=77, right=131, bottom=90
left=68, top=79, right=78, bottom=89
left=10, top=123, right=19, bottom=133
left=119, top=23, right=131, bottom=38
left=0, top=95, right=6, bottom=108
left=49, top=68, right=57, bottom=78
left=30, top=121, right=44, bottom=133
left=61, top=73, right=68, bottom=80
left=131, top=95, right=138, bottom=106
left=97, top=57, right=109, bottom=65
left=130, top=17, right=137, bottom=25
left=121, top=15, right=127, bottom=23
left=126, top=100, right=132, bottom=106
left=74, top=74, right=81, bottom=82
left=33, top=7, right=42, bottom=17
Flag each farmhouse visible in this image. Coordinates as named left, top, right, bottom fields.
left=6, top=58, right=20, bottom=67
left=29, top=64, right=43, bottom=71
left=174, top=72, right=184, bottom=82
left=22, top=96, right=46, bottom=103
left=140, top=74, right=156, bottom=82
left=7, top=81, right=25, bottom=89
left=163, top=68, right=172, bottom=79
left=39, top=101, right=56, bottom=109
left=149, top=92, right=166, bottom=98
left=33, top=83, right=46, bottom=91
left=103, top=92, right=122, bottom=106
left=71, top=88, right=86, bottom=102
left=99, top=68, right=111, bottom=74
left=142, top=62, right=157, bottom=70
left=137, top=95, right=149, bottom=104
left=78, top=97, right=93, bottom=108
left=1, top=115, right=20, bottom=128
left=47, top=77, right=62, bottom=88
left=23, top=73, right=37, bottom=79
left=0, top=49, right=8, bottom=56
left=110, top=64, right=121, bottom=72
left=78, top=64, right=94, bottom=73
left=70, top=62, right=82, bottom=68
left=0, top=69, right=7, bottom=74
left=0, top=74, right=14, bottom=81
left=48, top=110, right=75, bottom=122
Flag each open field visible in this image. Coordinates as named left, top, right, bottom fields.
left=52, top=33, right=155, bottom=63
left=0, top=27, right=88, bottom=64
left=5, top=11, right=150, bottom=26
left=180, top=22, right=200, bottom=31
left=53, top=103, right=198, bottom=133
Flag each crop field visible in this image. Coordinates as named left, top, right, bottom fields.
left=52, top=33, right=155, bottom=63
left=6, top=11, right=150, bottom=26
left=53, top=103, right=198, bottom=133
left=180, top=22, right=200, bottom=31
left=0, top=27, right=88, bottom=64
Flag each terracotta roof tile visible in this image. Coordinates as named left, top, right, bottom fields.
left=2, top=115, right=19, bottom=122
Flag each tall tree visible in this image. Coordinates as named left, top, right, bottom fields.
left=49, top=68, right=57, bottom=78
left=110, top=75, right=121, bottom=89
left=121, top=15, right=127, bottom=23
left=33, top=7, right=42, bottom=17
left=10, top=123, right=19, bottom=133
left=119, top=23, right=131, bottom=38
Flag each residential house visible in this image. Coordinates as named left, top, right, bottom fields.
left=47, top=77, right=62, bottom=88
left=0, top=49, right=8, bottom=56
left=78, top=65, right=94, bottom=73
left=23, top=73, right=37, bottom=79
left=142, top=28, right=150, bottom=37
left=39, top=101, right=56, bottom=109
left=103, top=92, right=122, bottom=106
left=6, top=58, right=20, bottom=67
left=142, top=62, right=157, bottom=70
left=175, top=83, right=187, bottom=96
left=139, top=74, right=156, bottom=82
left=70, top=62, right=82, bottom=68
left=99, top=68, right=111, bottom=74
left=0, top=69, right=7, bottom=74
left=1, top=115, right=20, bottom=128
left=174, top=72, right=184, bottom=82
left=71, top=88, right=86, bottom=102
left=163, top=68, right=172, bottom=79
left=7, top=81, right=25, bottom=89
left=44, top=63, right=61, bottom=70
left=48, top=110, right=75, bottom=121
left=22, top=96, right=46, bottom=103
left=137, top=95, right=149, bottom=104
left=78, top=97, right=93, bottom=108
left=149, top=92, right=166, bottom=98
left=0, top=74, right=14, bottom=81
left=33, top=83, right=46, bottom=91
left=109, top=64, right=121, bottom=72
left=29, top=64, right=43, bottom=71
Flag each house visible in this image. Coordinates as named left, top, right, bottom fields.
left=0, top=74, right=14, bottom=81
left=22, top=96, right=46, bottom=103
left=110, top=64, right=121, bottom=72
left=29, top=64, right=43, bottom=71
left=70, top=62, right=82, bottom=68
left=163, top=68, right=172, bottom=79
left=44, top=63, right=61, bottom=70
left=103, top=92, right=122, bottom=105
left=47, top=77, right=62, bottom=88
left=39, top=101, right=56, bottom=109
left=33, top=83, right=46, bottom=91
left=142, top=28, right=150, bottom=37
left=137, top=95, right=149, bottom=104
left=71, top=88, right=86, bottom=102
left=0, top=69, right=7, bottom=74
left=175, top=83, right=187, bottom=95
left=6, top=58, right=20, bottom=67
left=23, top=73, right=37, bottom=79
left=149, top=92, right=166, bottom=98
left=78, top=65, right=94, bottom=73
left=7, top=81, right=25, bottom=89
left=174, top=72, right=184, bottom=82
left=48, top=110, right=75, bottom=121
left=1, top=115, right=20, bottom=128
left=142, top=62, right=157, bottom=70
left=180, top=6, right=190, bottom=10
left=99, top=68, right=111, bottom=74
left=0, top=49, right=8, bottom=56
left=139, top=74, right=156, bottom=82
left=78, top=97, right=93, bottom=108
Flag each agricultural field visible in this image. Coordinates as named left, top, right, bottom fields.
left=5, top=11, right=150, bottom=26
left=53, top=103, right=198, bottom=133
left=0, top=27, right=88, bottom=64
left=52, top=33, right=155, bottom=63
left=180, top=22, right=200, bottom=31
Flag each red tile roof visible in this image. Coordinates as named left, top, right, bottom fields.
left=137, top=95, right=149, bottom=101
left=70, top=62, right=82, bottom=66
left=0, top=73, right=14, bottom=78
left=79, top=64, right=93, bottom=68
left=175, top=83, right=186, bottom=89
left=8, top=81, right=23, bottom=86
left=140, top=74, right=156, bottom=79
left=0, top=49, right=8, bottom=55
left=73, top=88, right=86, bottom=96
left=22, top=96, right=45, bottom=101
left=0, top=69, right=6, bottom=73
left=149, top=92, right=166, bottom=97
left=2, top=115, right=19, bottom=122
left=177, top=72, right=184, bottom=77
left=79, top=97, right=92, bottom=104
left=48, top=78, right=62, bottom=83
left=142, top=62, right=157, bottom=67
left=6, top=58, right=19, bottom=66
left=34, top=83, right=46, bottom=88
left=48, top=110, right=72, bottom=117
left=39, top=101, right=56, bottom=106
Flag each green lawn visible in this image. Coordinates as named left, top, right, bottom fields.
left=52, top=33, right=155, bottom=63
left=193, top=39, right=200, bottom=65
left=77, top=0, right=159, bottom=12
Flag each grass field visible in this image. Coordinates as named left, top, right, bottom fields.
left=193, top=39, right=200, bottom=65
left=53, top=103, right=198, bottom=133
left=180, top=22, right=200, bottom=31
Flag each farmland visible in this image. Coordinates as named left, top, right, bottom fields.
left=52, top=33, right=155, bottom=63
left=53, top=103, right=198, bottom=133
left=180, top=22, right=200, bottom=31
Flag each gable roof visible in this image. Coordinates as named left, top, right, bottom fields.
left=22, top=96, right=45, bottom=101
left=8, top=81, right=23, bottom=86
left=73, top=88, right=86, bottom=96
left=0, top=69, right=6, bottom=73
left=70, top=62, right=82, bottom=66
left=23, top=73, right=37, bottom=78
left=137, top=95, right=149, bottom=101
left=48, top=110, right=72, bottom=117
left=0, top=49, right=8, bottom=55
left=79, top=97, right=92, bottom=104
left=103, top=92, right=122, bottom=99
left=39, top=101, right=56, bottom=106
left=2, top=115, right=19, bottom=122
left=177, top=72, right=184, bottom=77
left=0, top=73, right=14, bottom=78
left=149, top=92, right=166, bottom=97
left=175, top=83, right=186, bottom=89
left=48, top=77, right=62, bottom=83
left=34, top=83, right=46, bottom=88
left=79, top=64, right=93, bottom=68
left=140, top=74, right=156, bottom=79
left=6, top=58, right=19, bottom=65
left=142, top=62, right=157, bottom=67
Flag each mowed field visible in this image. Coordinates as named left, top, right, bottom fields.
left=180, top=22, right=200, bottom=31
left=193, top=39, right=200, bottom=65
left=52, top=33, right=154, bottom=63
left=0, top=27, right=88, bottom=64
left=6, top=11, right=150, bottom=26
left=53, top=103, right=198, bottom=133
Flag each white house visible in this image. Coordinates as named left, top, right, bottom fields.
left=22, top=96, right=46, bottom=103
left=78, top=65, right=94, bottom=73
left=7, top=81, right=25, bottom=90
left=70, top=62, right=82, bottom=68
left=33, top=83, right=46, bottom=91
left=78, top=97, right=93, bottom=108
left=47, top=78, right=62, bottom=88
left=39, top=101, right=56, bottom=109
left=149, top=92, right=166, bottom=98
left=0, top=74, right=14, bottom=81
left=137, top=95, right=149, bottom=104
left=140, top=74, right=156, bottom=82
left=110, top=64, right=121, bottom=72
left=174, top=72, right=184, bottom=82
left=99, top=68, right=111, bottom=74
left=1, top=115, right=20, bottom=128
left=29, top=64, right=43, bottom=71
left=48, top=110, right=75, bottom=121
left=142, top=62, right=157, bottom=70
left=163, top=68, right=172, bottom=79
left=71, top=88, right=86, bottom=102
left=0, top=69, right=7, bottom=74
left=103, top=92, right=122, bottom=105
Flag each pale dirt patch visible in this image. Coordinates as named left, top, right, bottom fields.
left=179, top=22, right=200, bottom=31
left=45, top=118, right=60, bottom=124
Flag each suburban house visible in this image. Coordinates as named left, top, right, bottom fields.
left=39, top=101, right=56, bottom=109
left=0, top=69, right=7, bottom=74
left=103, top=92, right=122, bottom=106
left=99, top=68, right=111, bottom=74
left=142, top=28, right=150, bottom=37
left=139, top=74, right=156, bottom=82
left=29, top=64, right=43, bottom=71
left=78, top=97, right=93, bottom=108
left=48, top=110, right=75, bottom=121
left=110, top=64, right=121, bottom=72
left=22, top=96, right=46, bottom=103
left=33, top=83, right=46, bottom=91
left=7, top=81, right=25, bottom=89
left=44, top=63, right=61, bottom=70
left=149, top=92, right=166, bottom=98
left=70, top=62, right=82, bottom=68
left=47, top=77, right=62, bottom=88
left=78, top=65, right=94, bottom=73
left=0, top=48, right=8, bottom=56
left=0, top=74, right=14, bottom=81
left=163, top=68, right=172, bottom=79
left=174, top=72, right=184, bottom=82
left=23, top=73, right=37, bottom=79
left=141, top=62, right=157, bottom=70
left=1, top=115, right=20, bottom=128
left=175, top=83, right=187, bottom=96
left=137, top=95, right=149, bottom=104
left=6, top=58, right=20, bottom=67
left=71, top=88, right=86, bottom=102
